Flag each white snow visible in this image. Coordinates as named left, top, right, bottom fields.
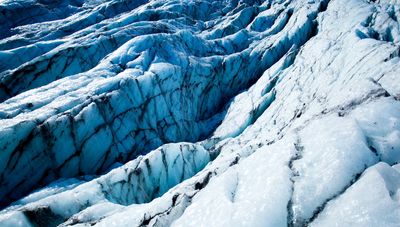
left=0, top=0, right=399, bottom=226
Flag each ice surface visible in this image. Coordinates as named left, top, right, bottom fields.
left=311, top=162, right=400, bottom=227
left=0, top=0, right=399, bottom=226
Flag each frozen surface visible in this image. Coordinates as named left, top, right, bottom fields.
left=0, top=0, right=400, bottom=226
left=311, top=162, right=400, bottom=227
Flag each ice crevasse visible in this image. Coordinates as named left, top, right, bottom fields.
left=0, top=0, right=400, bottom=226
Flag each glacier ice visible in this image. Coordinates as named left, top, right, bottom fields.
left=311, top=162, right=400, bottom=227
left=0, top=0, right=400, bottom=226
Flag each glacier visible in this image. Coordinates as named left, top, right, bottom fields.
left=0, top=0, right=399, bottom=226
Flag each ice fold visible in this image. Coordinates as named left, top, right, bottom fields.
left=0, top=0, right=400, bottom=226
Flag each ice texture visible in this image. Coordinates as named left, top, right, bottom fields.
left=0, top=0, right=400, bottom=226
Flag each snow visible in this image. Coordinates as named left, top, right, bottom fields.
left=0, top=0, right=399, bottom=226
left=311, top=162, right=400, bottom=227
left=0, top=142, right=210, bottom=226
left=172, top=138, right=295, bottom=227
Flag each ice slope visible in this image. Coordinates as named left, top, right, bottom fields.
left=0, top=0, right=400, bottom=226
left=0, top=0, right=322, bottom=205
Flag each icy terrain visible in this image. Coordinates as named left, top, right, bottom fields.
left=0, top=0, right=400, bottom=226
